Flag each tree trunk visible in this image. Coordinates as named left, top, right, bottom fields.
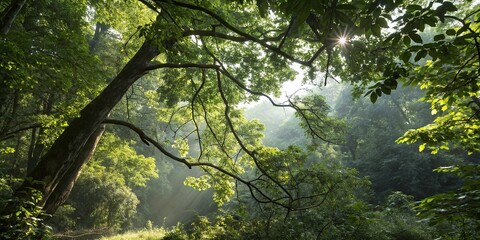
left=43, top=125, right=106, bottom=214
left=0, top=39, right=159, bottom=223
left=0, top=0, right=27, bottom=35
left=0, top=89, right=18, bottom=137
left=27, top=94, right=53, bottom=175
left=89, top=22, right=110, bottom=53
left=41, top=23, right=113, bottom=213
left=390, top=95, right=412, bottom=125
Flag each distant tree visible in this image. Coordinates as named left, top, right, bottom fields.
left=331, top=0, right=480, bottom=234
left=335, top=86, right=463, bottom=200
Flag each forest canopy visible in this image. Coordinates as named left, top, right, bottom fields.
left=0, top=0, right=479, bottom=239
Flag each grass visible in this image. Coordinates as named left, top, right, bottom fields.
left=100, top=228, right=167, bottom=240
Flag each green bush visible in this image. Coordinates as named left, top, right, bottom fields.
left=0, top=188, right=52, bottom=240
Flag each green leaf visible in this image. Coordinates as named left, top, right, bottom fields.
left=409, top=33, right=423, bottom=43
left=446, top=29, right=456, bottom=36
left=414, top=50, right=427, bottom=62
left=453, top=37, right=468, bottom=46
left=385, top=78, right=398, bottom=89
left=406, top=4, right=422, bottom=11
left=424, top=16, right=438, bottom=27
left=433, top=34, right=445, bottom=41
left=363, top=89, right=373, bottom=97
left=376, top=17, right=389, bottom=28
left=373, top=8, right=381, bottom=18
left=442, top=1, right=458, bottom=12
left=400, top=51, right=411, bottom=63
left=383, top=34, right=395, bottom=43
left=429, top=49, right=439, bottom=60
left=381, top=85, right=391, bottom=94
left=403, top=36, right=411, bottom=46
left=371, top=24, right=382, bottom=37
left=392, top=34, right=401, bottom=45
left=419, top=143, right=426, bottom=152
left=417, top=20, right=425, bottom=32
left=370, top=92, right=378, bottom=103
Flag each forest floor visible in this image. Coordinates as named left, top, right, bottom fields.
left=100, top=228, right=166, bottom=240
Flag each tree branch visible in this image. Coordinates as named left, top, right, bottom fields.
left=0, top=124, right=42, bottom=141
left=0, top=0, right=26, bottom=35
left=150, top=0, right=321, bottom=66
left=215, top=69, right=294, bottom=207
left=143, top=62, right=220, bottom=72
left=102, top=118, right=294, bottom=209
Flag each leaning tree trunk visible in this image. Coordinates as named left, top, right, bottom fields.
left=0, top=40, right=159, bottom=227
left=0, top=0, right=27, bottom=35
left=40, top=22, right=113, bottom=213
left=43, top=125, right=106, bottom=214
left=36, top=21, right=112, bottom=213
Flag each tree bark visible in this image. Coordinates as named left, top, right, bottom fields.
left=41, top=23, right=113, bottom=213
left=0, top=0, right=27, bottom=35
left=43, top=125, right=106, bottom=214
left=0, top=39, right=159, bottom=222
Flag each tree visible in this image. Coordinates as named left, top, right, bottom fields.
left=1, top=0, right=479, bottom=236
left=416, top=165, right=480, bottom=239
left=332, top=0, right=480, bottom=234
left=1, top=0, right=389, bottom=230
left=0, top=0, right=27, bottom=35
left=335, top=86, right=465, bottom=201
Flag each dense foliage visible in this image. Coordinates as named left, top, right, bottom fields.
left=0, top=0, right=479, bottom=239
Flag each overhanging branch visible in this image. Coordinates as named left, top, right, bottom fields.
left=143, top=62, right=219, bottom=72
left=102, top=118, right=292, bottom=209
left=215, top=69, right=295, bottom=208
left=146, top=0, right=327, bottom=66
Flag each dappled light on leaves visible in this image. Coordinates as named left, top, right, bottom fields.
left=0, top=0, right=479, bottom=239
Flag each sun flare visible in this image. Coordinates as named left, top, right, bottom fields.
left=338, top=36, right=348, bottom=45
